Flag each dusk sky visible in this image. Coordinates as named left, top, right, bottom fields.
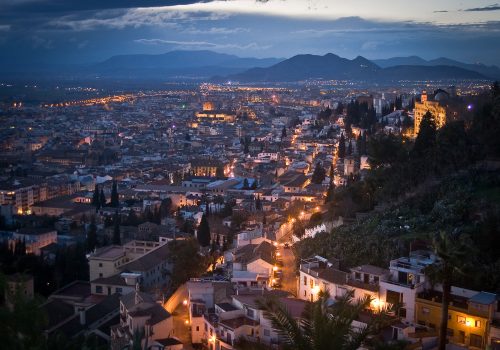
left=1, top=0, right=500, bottom=67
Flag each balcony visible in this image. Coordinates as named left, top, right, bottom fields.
left=416, top=290, right=468, bottom=311
left=346, top=278, right=379, bottom=292
left=381, top=276, right=424, bottom=289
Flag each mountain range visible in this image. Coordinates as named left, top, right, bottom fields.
left=372, top=56, right=500, bottom=80
left=2, top=50, right=498, bottom=82
left=227, top=53, right=496, bottom=82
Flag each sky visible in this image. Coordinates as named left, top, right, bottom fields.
left=1, top=0, right=500, bottom=67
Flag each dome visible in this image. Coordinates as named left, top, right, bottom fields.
left=433, top=89, right=449, bottom=102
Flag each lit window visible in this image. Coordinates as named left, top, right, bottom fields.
left=457, top=316, right=466, bottom=324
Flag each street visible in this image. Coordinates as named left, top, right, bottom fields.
left=277, top=245, right=297, bottom=296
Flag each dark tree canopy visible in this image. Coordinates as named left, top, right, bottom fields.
left=110, top=180, right=119, bottom=207
left=311, top=162, right=326, bottom=184
left=197, top=213, right=211, bottom=247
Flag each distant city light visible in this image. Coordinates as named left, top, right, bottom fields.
left=467, top=104, right=473, bottom=110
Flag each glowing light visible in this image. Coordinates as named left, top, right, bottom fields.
left=276, top=252, right=281, bottom=257
left=311, top=285, right=320, bottom=295
left=182, top=299, right=188, bottom=306
left=209, top=335, right=216, bottom=343
left=273, top=266, right=278, bottom=271
left=467, top=104, right=473, bottom=110
left=466, top=320, right=472, bottom=327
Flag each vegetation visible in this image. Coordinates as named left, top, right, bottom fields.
left=167, top=239, right=208, bottom=291
left=254, top=290, right=393, bottom=350
left=197, top=213, right=211, bottom=247
left=299, top=83, right=500, bottom=294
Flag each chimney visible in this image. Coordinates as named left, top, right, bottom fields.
left=79, top=308, right=86, bottom=325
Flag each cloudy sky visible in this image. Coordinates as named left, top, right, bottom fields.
left=1, top=0, right=500, bottom=67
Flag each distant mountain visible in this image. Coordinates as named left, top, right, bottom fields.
left=372, top=56, right=500, bottom=79
left=228, top=53, right=380, bottom=82
left=227, top=53, right=488, bottom=82
left=92, top=50, right=283, bottom=79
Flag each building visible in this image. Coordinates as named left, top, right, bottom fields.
left=111, top=290, right=173, bottom=350
left=415, top=288, right=499, bottom=349
left=413, top=89, right=448, bottom=135
left=5, top=273, right=34, bottom=310
left=13, top=227, right=58, bottom=255
left=379, top=251, right=436, bottom=323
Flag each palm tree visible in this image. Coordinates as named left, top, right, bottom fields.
left=256, top=290, right=394, bottom=350
left=426, top=231, right=468, bottom=350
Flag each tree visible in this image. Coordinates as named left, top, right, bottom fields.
left=87, top=217, right=97, bottom=252
left=311, top=162, right=326, bottom=184
left=413, top=111, right=437, bottom=159
left=338, top=133, right=346, bottom=159
left=426, top=231, right=468, bottom=350
left=168, top=239, right=208, bottom=290
left=257, top=290, right=393, bottom=350
left=112, top=211, right=121, bottom=245
left=110, top=180, right=119, bottom=207
left=92, top=185, right=100, bottom=210
left=159, top=198, right=172, bottom=219
left=325, top=182, right=335, bottom=204
left=347, top=139, right=353, bottom=156
left=197, top=213, right=211, bottom=247
left=243, top=178, right=250, bottom=190
left=100, top=188, right=106, bottom=208
left=255, top=195, right=262, bottom=211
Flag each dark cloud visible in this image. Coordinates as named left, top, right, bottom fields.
left=464, top=3, right=500, bottom=11
left=433, top=10, right=448, bottom=13
left=0, top=0, right=207, bottom=13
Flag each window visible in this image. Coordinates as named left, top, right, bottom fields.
left=457, top=316, right=466, bottom=325
left=95, top=285, right=103, bottom=294
left=355, top=272, right=361, bottom=280
left=446, top=328, right=454, bottom=337
left=373, top=276, right=379, bottom=283
left=470, top=334, right=483, bottom=348
left=421, top=307, right=430, bottom=315
left=304, top=290, right=307, bottom=297
left=116, top=287, right=123, bottom=293
left=303, top=276, right=307, bottom=286
left=99, top=263, right=103, bottom=267
left=196, top=326, right=199, bottom=331
left=475, top=320, right=481, bottom=328
left=310, top=279, right=314, bottom=288
left=399, top=308, right=407, bottom=318
left=99, top=273, right=103, bottom=278
left=264, top=329, right=270, bottom=337
left=247, top=308, right=255, bottom=318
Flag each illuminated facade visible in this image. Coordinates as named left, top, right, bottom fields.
left=415, top=290, right=498, bottom=349
left=413, top=90, right=448, bottom=135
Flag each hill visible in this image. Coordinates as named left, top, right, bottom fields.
left=372, top=56, right=500, bottom=79
left=228, top=53, right=487, bottom=82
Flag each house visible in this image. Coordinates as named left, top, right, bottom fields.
left=111, top=290, right=174, bottom=350
left=379, top=250, right=436, bottom=323
left=415, top=288, right=500, bottom=350
left=13, top=227, right=58, bottom=255
left=231, top=241, right=276, bottom=288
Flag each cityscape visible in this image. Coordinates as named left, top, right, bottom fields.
left=0, top=1, right=499, bottom=350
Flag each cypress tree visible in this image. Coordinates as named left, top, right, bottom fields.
left=92, top=185, right=100, bottom=210
left=338, top=133, right=346, bottom=159
left=112, top=211, right=121, bottom=245
left=100, top=188, right=106, bottom=207
left=110, top=180, right=119, bottom=207
left=197, top=213, right=211, bottom=247
left=87, top=217, right=97, bottom=252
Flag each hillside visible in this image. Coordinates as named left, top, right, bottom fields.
left=228, top=53, right=487, bottom=82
